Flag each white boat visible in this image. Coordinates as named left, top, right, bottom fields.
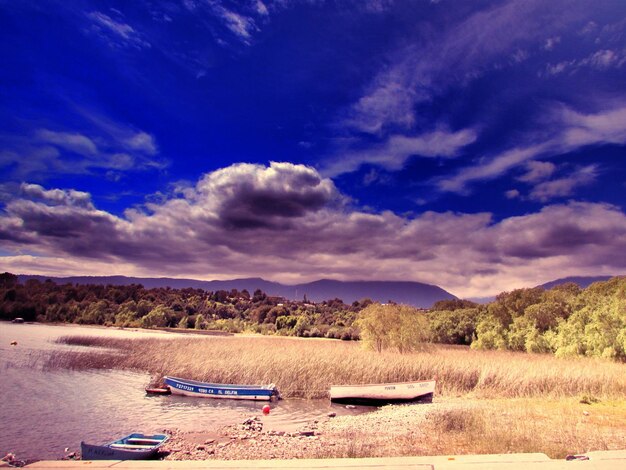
left=329, top=379, right=435, bottom=406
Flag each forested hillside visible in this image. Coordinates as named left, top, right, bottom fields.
left=2, top=272, right=625, bottom=360
left=0, top=272, right=362, bottom=339
left=429, top=277, right=626, bottom=360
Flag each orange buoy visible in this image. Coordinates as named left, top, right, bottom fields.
left=262, top=404, right=270, bottom=415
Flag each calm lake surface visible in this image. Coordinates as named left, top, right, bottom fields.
left=0, top=322, right=365, bottom=460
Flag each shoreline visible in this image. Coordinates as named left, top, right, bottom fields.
left=156, top=396, right=626, bottom=461
left=153, top=400, right=444, bottom=461
left=5, top=389, right=626, bottom=463
left=158, top=396, right=626, bottom=460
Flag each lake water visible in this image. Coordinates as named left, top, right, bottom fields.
left=0, top=322, right=366, bottom=460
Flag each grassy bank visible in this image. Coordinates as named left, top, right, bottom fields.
left=52, top=335, right=626, bottom=399
left=316, top=397, right=626, bottom=459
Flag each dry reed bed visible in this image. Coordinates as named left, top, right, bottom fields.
left=52, top=335, right=626, bottom=399
left=316, top=397, right=626, bottom=459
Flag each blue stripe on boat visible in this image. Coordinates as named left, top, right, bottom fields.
left=163, top=376, right=278, bottom=400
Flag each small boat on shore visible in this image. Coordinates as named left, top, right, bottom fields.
left=330, top=379, right=435, bottom=406
left=80, top=433, right=169, bottom=460
left=164, top=376, right=279, bottom=401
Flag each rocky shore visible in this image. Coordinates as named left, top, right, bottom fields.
left=160, top=400, right=450, bottom=460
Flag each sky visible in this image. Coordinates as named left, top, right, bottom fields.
left=1, top=0, right=625, bottom=298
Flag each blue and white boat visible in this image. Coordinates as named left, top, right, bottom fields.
left=81, top=433, right=169, bottom=460
left=164, top=376, right=279, bottom=401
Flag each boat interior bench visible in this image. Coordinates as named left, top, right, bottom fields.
left=109, top=444, right=156, bottom=449
left=126, top=438, right=162, bottom=444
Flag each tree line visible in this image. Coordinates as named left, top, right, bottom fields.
left=1, top=272, right=624, bottom=360
left=0, top=272, right=362, bottom=340
left=428, top=277, right=626, bottom=361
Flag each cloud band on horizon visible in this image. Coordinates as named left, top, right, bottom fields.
left=1, top=162, right=624, bottom=298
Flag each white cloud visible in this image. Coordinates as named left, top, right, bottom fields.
left=1, top=115, right=165, bottom=180
left=561, top=105, right=626, bottom=148
left=543, top=36, right=561, bottom=50
left=582, top=49, right=622, bottom=68
left=511, top=49, right=529, bottom=63
left=544, top=48, right=625, bottom=76
left=529, top=165, right=598, bottom=202
left=219, top=8, right=256, bottom=42
left=580, top=21, right=598, bottom=35
left=341, top=0, right=579, bottom=134
left=344, top=68, right=421, bottom=134
left=505, top=189, right=520, bottom=199
left=517, top=161, right=556, bottom=183
left=255, top=1, right=269, bottom=16
left=2, top=163, right=626, bottom=298
left=322, top=127, right=477, bottom=176
left=36, top=129, right=98, bottom=156
left=87, top=11, right=151, bottom=50
left=20, top=183, right=94, bottom=209
left=438, top=143, right=548, bottom=193
left=544, top=60, right=572, bottom=76
left=125, top=132, right=158, bottom=155
left=438, top=104, right=626, bottom=193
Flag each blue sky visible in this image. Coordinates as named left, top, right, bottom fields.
left=1, top=0, right=625, bottom=297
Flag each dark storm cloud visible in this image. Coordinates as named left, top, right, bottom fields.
left=495, top=202, right=626, bottom=263
left=195, top=162, right=340, bottom=229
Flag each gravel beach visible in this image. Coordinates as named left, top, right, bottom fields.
left=160, top=399, right=454, bottom=460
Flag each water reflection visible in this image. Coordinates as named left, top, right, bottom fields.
left=0, top=322, right=369, bottom=460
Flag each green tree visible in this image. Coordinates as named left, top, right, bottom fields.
left=76, top=300, right=110, bottom=325
left=178, top=315, right=189, bottom=329
left=141, top=305, right=171, bottom=328
left=293, top=315, right=311, bottom=337
left=115, top=303, right=141, bottom=327
left=391, top=306, right=430, bottom=353
left=471, top=315, right=508, bottom=350
left=356, top=303, right=429, bottom=353
left=355, top=303, right=394, bottom=352
left=429, top=308, right=478, bottom=345
left=195, top=313, right=206, bottom=330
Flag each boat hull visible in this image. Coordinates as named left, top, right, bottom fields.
left=164, top=376, right=278, bottom=401
left=81, top=433, right=168, bottom=460
left=330, top=380, right=435, bottom=406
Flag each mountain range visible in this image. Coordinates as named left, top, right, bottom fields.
left=469, top=275, right=621, bottom=304
left=16, top=275, right=456, bottom=308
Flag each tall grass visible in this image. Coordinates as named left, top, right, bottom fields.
left=318, top=398, right=626, bottom=459
left=51, top=335, right=626, bottom=399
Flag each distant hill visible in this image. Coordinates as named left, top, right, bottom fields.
left=469, top=276, right=620, bottom=304
left=538, top=275, right=617, bottom=290
left=16, top=274, right=456, bottom=308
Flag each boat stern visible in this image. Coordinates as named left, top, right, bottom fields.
left=268, top=383, right=281, bottom=400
